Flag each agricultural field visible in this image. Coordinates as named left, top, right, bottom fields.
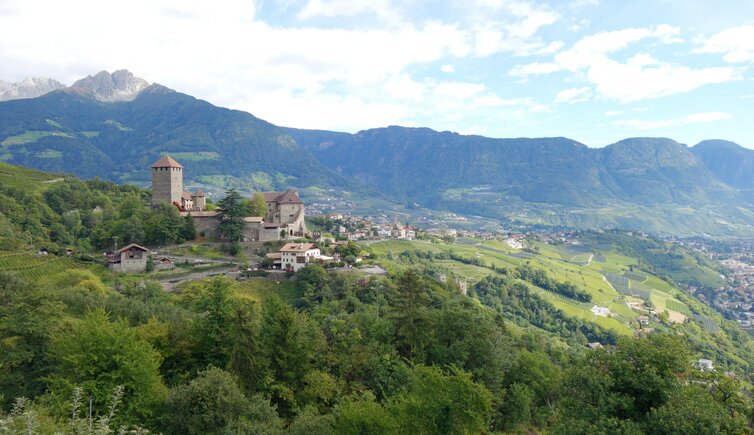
left=365, top=235, right=738, bottom=341
left=0, top=161, right=63, bottom=192
left=165, top=151, right=221, bottom=161
left=1, top=130, right=73, bottom=146
left=0, top=252, right=104, bottom=282
left=368, top=239, right=639, bottom=334
left=35, top=149, right=63, bottom=159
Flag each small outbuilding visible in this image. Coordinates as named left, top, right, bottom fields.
left=107, top=243, right=149, bottom=273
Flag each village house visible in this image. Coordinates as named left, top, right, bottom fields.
left=695, top=359, right=715, bottom=372
left=279, top=242, right=321, bottom=272
left=107, top=243, right=149, bottom=273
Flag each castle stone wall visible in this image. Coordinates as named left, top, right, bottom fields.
left=151, top=167, right=183, bottom=206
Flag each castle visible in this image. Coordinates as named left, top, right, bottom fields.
left=150, top=155, right=306, bottom=241
left=151, top=155, right=206, bottom=211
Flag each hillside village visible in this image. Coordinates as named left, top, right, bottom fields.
left=108, top=155, right=427, bottom=274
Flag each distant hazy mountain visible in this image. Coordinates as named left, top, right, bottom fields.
left=599, top=137, right=732, bottom=204
left=691, top=140, right=754, bottom=189
left=287, top=127, right=734, bottom=206
left=287, top=126, right=754, bottom=235
left=0, top=77, right=66, bottom=101
left=67, top=70, right=149, bottom=102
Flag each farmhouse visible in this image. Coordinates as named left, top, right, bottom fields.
left=279, top=242, right=321, bottom=272
left=107, top=243, right=149, bottom=273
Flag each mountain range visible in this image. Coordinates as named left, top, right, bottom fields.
left=0, top=77, right=66, bottom=101
left=1, top=69, right=753, bottom=235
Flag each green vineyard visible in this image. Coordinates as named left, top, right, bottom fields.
left=0, top=252, right=101, bottom=281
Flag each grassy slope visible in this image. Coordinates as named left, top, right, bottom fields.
left=366, top=237, right=754, bottom=377
left=0, top=161, right=64, bottom=193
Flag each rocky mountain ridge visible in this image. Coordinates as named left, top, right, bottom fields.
left=0, top=77, right=66, bottom=101
left=0, top=69, right=148, bottom=103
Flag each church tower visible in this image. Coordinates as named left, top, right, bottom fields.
left=151, top=155, right=183, bottom=206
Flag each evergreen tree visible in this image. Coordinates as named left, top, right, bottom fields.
left=217, top=189, right=246, bottom=241
left=181, top=213, right=196, bottom=241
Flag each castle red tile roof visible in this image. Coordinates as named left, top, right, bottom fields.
left=151, top=155, right=183, bottom=169
left=193, top=189, right=205, bottom=197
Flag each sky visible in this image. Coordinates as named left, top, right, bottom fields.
left=0, top=0, right=753, bottom=147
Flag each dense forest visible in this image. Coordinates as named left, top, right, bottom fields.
left=2, top=266, right=752, bottom=433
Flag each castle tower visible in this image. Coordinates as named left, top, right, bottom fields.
left=151, top=155, right=183, bottom=206
left=192, top=190, right=206, bottom=211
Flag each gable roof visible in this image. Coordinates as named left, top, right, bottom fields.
left=262, top=189, right=303, bottom=204
left=151, top=155, right=183, bottom=169
left=280, top=243, right=317, bottom=253
left=193, top=189, right=205, bottom=197
left=182, top=190, right=193, bottom=200
left=116, top=243, right=149, bottom=254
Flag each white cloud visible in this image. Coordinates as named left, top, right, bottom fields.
left=0, top=0, right=490, bottom=131
left=605, top=110, right=624, bottom=116
left=297, top=0, right=403, bottom=24
left=509, top=25, right=739, bottom=102
left=440, top=64, right=455, bottom=73
left=509, top=62, right=561, bottom=77
left=612, top=112, right=732, bottom=129
left=555, top=86, right=592, bottom=103
left=694, top=25, right=754, bottom=63
left=468, top=0, right=561, bottom=56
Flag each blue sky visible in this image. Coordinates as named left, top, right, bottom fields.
left=1, top=0, right=753, bottom=147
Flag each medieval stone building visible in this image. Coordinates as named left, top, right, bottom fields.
left=149, top=156, right=306, bottom=242
left=150, top=155, right=206, bottom=211
left=263, top=190, right=307, bottom=237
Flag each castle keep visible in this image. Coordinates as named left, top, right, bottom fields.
left=150, top=155, right=205, bottom=211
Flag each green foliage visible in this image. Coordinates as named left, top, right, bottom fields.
left=181, top=213, right=196, bottom=241
left=0, top=244, right=752, bottom=434
left=165, top=366, right=282, bottom=435
left=333, top=393, right=397, bottom=434
left=472, top=275, right=618, bottom=345
left=250, top=192, right=268, bottom=217
left=0, top=166, right=190, bottom=251
left=390, top=365, right=493, bottom=434
left=46, top=308, right=167, bottom=424
left=0, top=272, right=64, bottom=408
left=217, top=189, right=246, bottom=242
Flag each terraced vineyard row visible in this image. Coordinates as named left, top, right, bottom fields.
left=604, top=272, right=629, bottom=287
left=0, top=252, right=97, bottom=281
left=665, top=299, right=691, bottom=315
left=694, top=314, right=722, bottom=333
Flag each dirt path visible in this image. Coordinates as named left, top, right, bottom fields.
left=158, top=267, right=236, bottom=292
